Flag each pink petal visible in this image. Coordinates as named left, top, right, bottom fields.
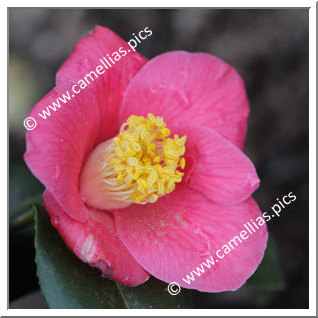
left=43, top=191, right=150, bottom=286
left=56, top=26, right=148, bottom=144
left=119, top=51, right=249, bottom=149
left=175, top=124, right=259, bottom=205
left=25, top=89, right=99, bottom=222
left=114, top=186, right=268, bottom=292
left=24, top=26, right=147, bottom=222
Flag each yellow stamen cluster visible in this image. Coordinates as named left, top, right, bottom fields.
left=102, top=114, right=186, bottom=205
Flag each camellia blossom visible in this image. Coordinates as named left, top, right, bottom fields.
left=25, top=26, right=268, bottom=292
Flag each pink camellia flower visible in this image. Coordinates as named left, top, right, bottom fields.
left=25, top=26, right=267, bottom=292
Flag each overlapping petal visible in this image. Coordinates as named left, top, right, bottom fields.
left=119, top=51, right=249, bottom=149
left=172, top=124, right=259, bottom=205
left=56, top=26, right=148, bottom=143
left=43, top=190, right=150, bottom=286
left=114, top=186, right=268, bottom=292
left=25, top=88, right=100, bottom=222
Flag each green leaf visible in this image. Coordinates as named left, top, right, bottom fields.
left=9, top=162, right=44, bottom=220
left=246, top=234, right=285, bottom=290
left=34, top=204, right=193, bottom=309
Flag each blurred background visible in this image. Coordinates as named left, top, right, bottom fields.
left=9, top=8, right=309, bottom=309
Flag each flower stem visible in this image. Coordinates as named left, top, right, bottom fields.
left=10, top=207, right=35, bottom=230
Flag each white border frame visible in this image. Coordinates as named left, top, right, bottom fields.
left=3, top=1, right=316, bottom=316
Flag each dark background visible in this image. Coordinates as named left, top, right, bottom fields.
left=9, top=8, right=309, bottom=308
